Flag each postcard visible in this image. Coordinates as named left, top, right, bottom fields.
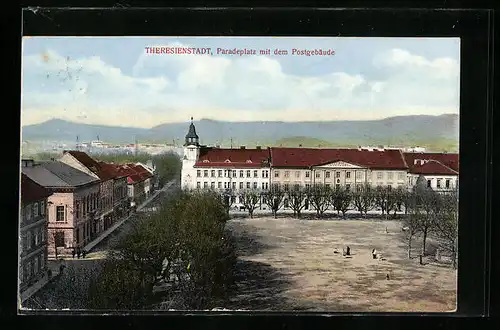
left=19, top=36, right=459, bottom=312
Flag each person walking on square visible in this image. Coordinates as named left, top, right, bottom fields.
left=71, top=249, right=76, bottom=259
left=77, top=248, right=81, bottom=259
left=82, top=249, right=87, bottom=258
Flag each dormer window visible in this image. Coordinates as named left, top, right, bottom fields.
left=224, top=159, right=231, bottom=163
left=246, top=160, right=252, bottom=163
left=203, top=159, right=209, bottom=163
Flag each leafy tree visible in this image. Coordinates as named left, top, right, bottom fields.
left=263, top=186, right=285, bottom=218
left=351, top=183, right=375, bottom=217
left=309, top=184, right=331, bottom=217
left=238, top=189, right=262, bottom=218
left=152, top=152, right=182, bottom=185
left=288, top=187, right=307, bottom=218
left=329, top=186, right=352, bottom=218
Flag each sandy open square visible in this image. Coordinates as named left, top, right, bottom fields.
left=226, top=216, right=457, bottom=312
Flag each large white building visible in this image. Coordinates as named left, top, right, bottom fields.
left=180, top=120, right=459, bottom=199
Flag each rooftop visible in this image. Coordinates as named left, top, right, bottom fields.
left=20, top=173, right=52, bottom=204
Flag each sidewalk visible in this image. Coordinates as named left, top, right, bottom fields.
left=20, top=263, right=62, bottom=303
left=83, top=180, right=175, bottom=252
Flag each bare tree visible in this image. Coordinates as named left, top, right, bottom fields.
left=374, top=186, right=398, bottom=218
left=309, top=184, right=331, bottom=217
left=414, top=186, right=440, bottom=256
left=48, top=230, right=65, bottom=260
left=352, top=183, right=375, bottom=217
left=329, top=186, right=352, bottom=218
left=220, top=189, right=234, bottom=214
left=288, top=186, right=307, bottom=218
left=238, top=189, right=261, bottom=218
left=263, top=186, right=285, bottom=218
left=403, top=208, right=423, bottom=259
left=433, top=189, right=459, bottom=268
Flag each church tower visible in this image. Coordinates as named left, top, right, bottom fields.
left=181, top=117, right=200, bottom=190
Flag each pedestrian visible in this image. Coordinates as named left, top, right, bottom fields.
left=71, top=249, right=76, bottom=259
left=372, top=248, right=377, bottom=259
left=346, top=246, right=351, bottom=256
left=77, top=248, right=81, bottom=259
left=82, top=250, right=87, bottom=258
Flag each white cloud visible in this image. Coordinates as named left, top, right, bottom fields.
left=21, top=44, right=459, bottom=128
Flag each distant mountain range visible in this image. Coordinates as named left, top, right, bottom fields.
left=21, top=114, right=459, bottom=152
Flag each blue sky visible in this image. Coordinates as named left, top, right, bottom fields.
left=21, top=37, right=460, bottom=128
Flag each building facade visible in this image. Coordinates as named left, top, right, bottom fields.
left=180, top=120, right=460, bottom=199
left=22, top=160, right=101, bottom=257
left=19, top=173, right=52, bottom=295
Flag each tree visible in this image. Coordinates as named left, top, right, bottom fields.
left=329, top=186, right=352, bottom=218
left=373, top=186, right=398, bottom=218
left=403, top=208, right=423, bottom=259
left=309, top=184, right=331, bottom=217
left=152, top=152, right=182, bottom=185
left=288, top=186, right=307, bottom=218
left=238, top=189, right=261, bottom=218
left=351, top=183, right=375, bottom=217
left=263, top=186, right=285, bottom=218
left=412, top=182, right=440, bottom=256
left=220, top=189, right=235, bottom=215
left=88, top=189, right=237, bottom=310
left=48, top=230, right=65, bottom=259
left=433, top=189, right=459, bottom=268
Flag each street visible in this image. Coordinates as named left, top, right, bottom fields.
left=22, top=182, right=179, bottom=310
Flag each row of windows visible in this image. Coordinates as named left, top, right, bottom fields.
left=274, top=170, right=405, bottom=180
left=20, top=226, right=46, bottom=254
left=428, top=178, right=453, bottom=189
left=197, top=169, right=270, bottom=178
left=72, top=192, right=99, bottom=221
left=20, top=252, right=45, bottom=285
left=197, top=181, right=270, bottom=190
left=22, top=200, right=46, bottom=222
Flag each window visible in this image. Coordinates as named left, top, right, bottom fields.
left=211, top=182, right=215, bottom=189
left=427, top=180, right=432, bottom=188
left=387, top=184, right=392, bottom=190
left=239, top=170, right=243, bottom=178
left=377, top=172, right=383, bottom=180
left=246, top=182, right=251, bottom=189
left=204, top=170, right=208, bottom=177
left=253, top=182, right=258, bottom=189
left=398, top=172, right=405, bottom=180
left=387, top=172, right=393, bottom=180
left=296, top=171, right=301, bottom=178
left=253, top=170, right=258, bottom=177
left=315, top=172, right=321, bottom=178
left=437, top=179, right=442, bottom=188
left=325, top=171, right=330, bottom=178
left=55, top=231, right=65, bottom=247
left=224, top=182, right=227, bottom=189
left=284, top=183, right=290, bottom=191
left=197, top=170, right=201, bottom=177
left=336, top=172, right=340, bottom=178
left=33, top=202, right=39, bottom=217
left=25, top=263, right=31, bottom=279
left=284, top=171, right=290, bottom=178
left=232, top=182, right=236, bottom=189
left=75, top=201, right=80, bottom=219
left=211, top=170, right=215, bottom=177
left=34, top=229, right=39, bottom=246
left=40, top=254, right=45, bottom=270
left=25, top=205, right=32, bottom=221
left=204, top=182, right=208, bottom=188
left=261, top=182, right=265, bottom=189
left=261, top=170, right=266, bottom=177
left=346, top=171, right=351, bottom=179
left=239, top=182, right=244, bottom=189
left=446, top=179, right=450, bottom=188
left=246, top=170, right=251, bottom=178
left=56, top=206, right=65, bottom=222
left=218, top=170, right=223, bottom=177
left=305, top=171, right=310, bottom=178
left=356, top=171, right=362, bottom=179
left=34, top=258, right=39, bottom=275
left=41, top=229, right=46, bottom=242
left=26, top=231, right=32, bottom=250
left=305, top=183, right=311, bottom=189
left=218, top=182, right=222, bottom=189
left=265, top=183, right=269, bottom=190
left=275, top=171, right=280, bottom=178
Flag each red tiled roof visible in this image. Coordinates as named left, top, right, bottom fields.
left=194, top=147, right=270, bottom=168
left=97, top=161, right=127, bottom=179
left=403, top=152, right=459, bottom=172
left=409, top=160, right=458, bottom=175
left=64, top=150, right=115, bottom=181
left=21, top=173, right=52, bottom=203
left=270, top=147, right=408, bottom=169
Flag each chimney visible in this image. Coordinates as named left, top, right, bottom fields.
left=240, top=146, right=246, bottom=150
left=256, top=146, right=261, bottom=150
left=299, top=144, right=302, bottom=147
